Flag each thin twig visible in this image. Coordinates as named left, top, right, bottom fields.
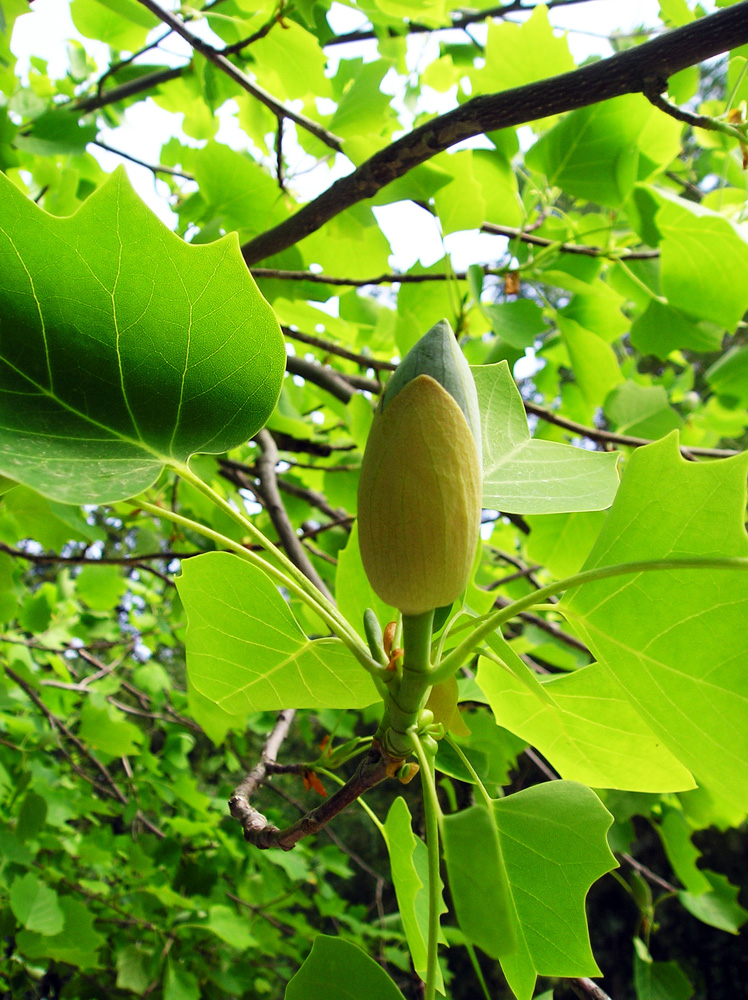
left=93, top=139, right=194, bottom=180
left=135, top=0, right=343, bottom=152
left=480, top=222, right=660, bottom=259
left=525, top=401, right=740, bottom=458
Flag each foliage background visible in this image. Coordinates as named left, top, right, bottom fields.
left=1, top=1, right=748, bottom=998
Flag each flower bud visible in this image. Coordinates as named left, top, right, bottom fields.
left=357, top=321, right=482, bottom=616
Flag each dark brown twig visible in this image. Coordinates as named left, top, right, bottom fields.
left=525, top=401, right=740, bottom=458
left=135, top=0, right=343, bottom=152
left=480, top=222, right=660, bottom=259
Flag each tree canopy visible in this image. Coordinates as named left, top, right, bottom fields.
left=1, top=2, right=748, bottom=999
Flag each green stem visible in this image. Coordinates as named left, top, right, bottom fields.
left=173, top=462, right=366, bottom=652
left=128, top=498, right=384, bottom=685
left=430, top=555, right=748, bottom=686
left=412, top=733, right=442, bottom=1000
left=385, top=610, right=435, bottom=756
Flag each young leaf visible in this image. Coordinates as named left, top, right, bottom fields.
left=177, top=552, right=379, bottom=713
left=561, top=434, right=748, bottom=821
left=474, top=363, right=619, bottom=513
left=285, top=935, right=406, bottom=1000
left=0, top=167, right=285, bottom=504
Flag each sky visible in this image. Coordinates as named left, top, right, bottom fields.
left=9, top=0, right=715, bottom=272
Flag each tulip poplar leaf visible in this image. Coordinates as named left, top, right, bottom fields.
left=476, top=656, right=695, bottom=792
left=177, top=552, right=379, bottom=713
left=494, top=782, right=617, bottom=1000
left=561, top=434, right=748, bottom=821
left=474, top=363, right=619, bottom=513
left=285, top=935, right=406, bottom=1000
left=0, top=167, right=285, bottom=504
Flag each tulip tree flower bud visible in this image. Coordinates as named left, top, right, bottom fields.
left=357, top=320, right=482, bottom=615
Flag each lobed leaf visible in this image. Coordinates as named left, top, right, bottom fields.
left=474, top=362, right=619, bottom=513
left=0, top=167, right=285, bottom=504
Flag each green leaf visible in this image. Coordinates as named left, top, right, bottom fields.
left=0, top=167, right=285, bottom=504
left=75, top=563, right=128, bottom=611
left=678, top=871, right=748, bottom=933
left=630, top=299, right=723, bottom=358
left=78, top=701, right=144, bottom=757
left=561, top=435, right=748, bottom=822
left=471, top=6, right=574, bottom=96
left=495, top=782, right=617, bottom=999
left=116, top=945, right=152, bottom=993
left=477, top=654, right=695, bottom=792
left=707, top=345, right=748, bottom=405
left=15, top=896, right=105, bottom=968
left=634, top=949, right=693, bottom=1000
left=164, top=959, right=200, bottom=1000
left=442, top=803, right=517, bottom=959
left=527, top=96, right=680, bottom=207
left=482, top=299, right=549, bottom=350
left=604, top=382, right=681, bottom=439
left=654, top=189, right=748, bottom=329
left=285, top=935, right=406, bottom=1000
left=474, top=362, right=620, bottom=513
left=10, top=873, right=64, bottom=936
left=70, top=0, right=159, bottom=51
left=524, top=511, right=607, bottom=579
left=177, top=552, right=378, bottom=713
left=557, top=316, right=624, bottom=408
left=656, top=806, right=711, bottom=895
left=383, top=796, right=445, bottom=991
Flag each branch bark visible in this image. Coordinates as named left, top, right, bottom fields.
left=241, top=2, right=748, bottom=264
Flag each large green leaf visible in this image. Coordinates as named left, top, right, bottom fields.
left=177, top=552, right=379, bottom=713
left=285, top=935, right=405, bottom=1000
left=474, top=363, right=619, bottom=513
left=561, top=434, right=748, bottom=821
left=494, top=782, right=617, bottom=1000
left=476, top=653, right=695, bottom=792
left=0, top=167, right=285, bottom=504
left=527, top=95, right=680, bottom=207
left=442, top=804, right=517, bottom=959
left=653, top=188, right=748, bottom=329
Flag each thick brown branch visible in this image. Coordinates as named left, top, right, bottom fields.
left=134, top=0, right=342, bottom=151
left=241, top=3, right=748, bottom=264
left=229, top=741, right=399, bottom=849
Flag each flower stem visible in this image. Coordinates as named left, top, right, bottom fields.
left=412, top=733, right=442, bottom=1000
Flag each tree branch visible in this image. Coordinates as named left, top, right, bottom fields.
left=327, top=0, right=607, bottom=46
left=229, top=740, right=401, bottom=849
left=525, top=401, right=740, bottom=458
left=253, top=429, right=334, bottom=600
left=480, top=222, right=660, bottom=259
left=134, top=0, right=343, bottom=152
left=240, top=3, right=748, bottom=264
